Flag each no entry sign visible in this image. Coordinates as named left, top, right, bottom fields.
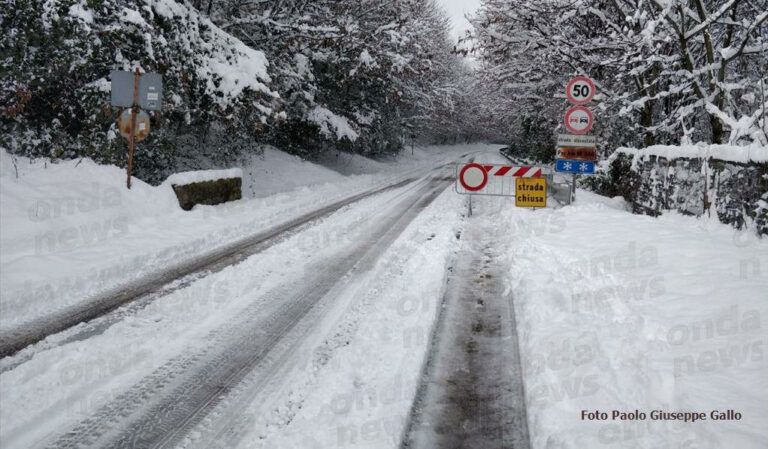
left=459, top=163, right=488, bottom=191
left=564, top=106, right=594, bottom=135
left=566, top=76, right=596, bottom=105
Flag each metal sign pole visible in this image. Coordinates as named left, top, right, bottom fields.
left=127, top=69, right=139, bottom=190
left=571, top=173, right=577, bottom=202
left=469, top=194, right=473, bottom=217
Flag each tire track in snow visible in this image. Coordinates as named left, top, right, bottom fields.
left=38, top=175, right=452, bottom=449
left=0, top=177, right=421, bottom=362
left=400, top=201, right=531, bottom=449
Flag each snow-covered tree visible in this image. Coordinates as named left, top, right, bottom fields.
left=469, top=0, right=768, bottom=148
left=1, top=0, right=282, bottom=181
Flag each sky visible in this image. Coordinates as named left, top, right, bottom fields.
left=437, top=0, right=482, bottom=41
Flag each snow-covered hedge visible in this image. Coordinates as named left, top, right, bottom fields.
left=587, top=144, right=768, bottom=235
left=1, top=0, right=280, bottom=183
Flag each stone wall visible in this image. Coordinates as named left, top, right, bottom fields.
left=171, top=177, right=242, bottom=211
left=584, top=146, right=768, bottom=235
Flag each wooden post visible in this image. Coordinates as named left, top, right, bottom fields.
left=127, top=69, right=140, bottom=189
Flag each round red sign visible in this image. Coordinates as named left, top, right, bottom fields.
left=459, top=163, right=488, bottom=192
left=566, top=76, right=596, bottom=105
left=564, top=106, right=594, bottom=135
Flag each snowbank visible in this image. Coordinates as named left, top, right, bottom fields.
left=500, top=190, right=768, bottom=449
left=0, top=145, right=481, bottom=330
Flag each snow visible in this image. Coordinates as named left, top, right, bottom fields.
left=359, top=49, right=378, bottom=68
left=68, top=2, right=94, bottom=27
left=165, top=168, right=244, bottom=186
left=0, top=145, right=481, bottom=331
left=1, top=145, right=765, bottom=449
left=308, top=106, right=360, bottom=142
left=0, top=144, right=483, bottom=449
left=498, top=190, right=768, bottom=449
left=120, top=7, right=150, bottom=28
left=615, top=142, right=768, bottom=163
left=145, top=0, right=277, bottom=108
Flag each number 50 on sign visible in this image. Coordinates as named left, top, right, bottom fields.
left=566, top=76, right=595, bottom=105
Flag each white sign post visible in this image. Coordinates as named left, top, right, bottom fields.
left=560, top=76, right=598, bottom=202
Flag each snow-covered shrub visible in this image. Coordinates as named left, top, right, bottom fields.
left=1, top=0, right=280, bottom=183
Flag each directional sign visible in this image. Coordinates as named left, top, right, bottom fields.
left=555, top=159, right=596, bottom=174
left=110, top=71, right=163, bottom=110
left=138, top=73, right=163, bottom=111
left=459, top=163, right=488, bottom=191
left=566, top=76, right=596, bottom=105
left=110, top=71, right=135, bottom=108
left=556, top=147, right=597, bottom=161
left=557, top=134, right=597, bottom=147
left=564, top=106, right=594, bottom=135
left=515, top=178, right=547, bottom=208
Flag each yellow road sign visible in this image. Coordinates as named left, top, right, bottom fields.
left=515, top=178, right=547, bottom=208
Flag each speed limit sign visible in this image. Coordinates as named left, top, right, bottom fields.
left=566, top=76, right=595, bottom=105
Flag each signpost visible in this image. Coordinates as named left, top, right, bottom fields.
left=515, top=178, right=547, bottom=208
left=117, top=109, right=151, bottom=142
left=110, top=69, right=163, bottom=189
left=558, top=76, right=598, bottom=202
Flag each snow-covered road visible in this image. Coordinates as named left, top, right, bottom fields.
left=1, top=144, right=766, bottom=449
left=1, top=155, right=467, bottom=448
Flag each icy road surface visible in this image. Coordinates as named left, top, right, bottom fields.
left=1, top=144, right=766, bottom=449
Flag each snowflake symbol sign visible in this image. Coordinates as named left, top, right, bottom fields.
left=579, top=162, right=589, bottom=172
left=564, top=161, right=573, bottom=170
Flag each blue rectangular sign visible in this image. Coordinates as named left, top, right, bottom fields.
left=555, top=159, right=595, bottom=174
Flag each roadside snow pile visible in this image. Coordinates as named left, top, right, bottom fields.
left=500, top=190, right=768, bottom=449
left=239, top=148, right=349, bottom=198
left=0, top=145, right=477, bottom=330
left=0, top=150, right=179, bottom=262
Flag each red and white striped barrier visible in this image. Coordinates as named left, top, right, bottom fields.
left=456, top=163, right=545, bottom=196
left=483, top=165, right=542, bottom=178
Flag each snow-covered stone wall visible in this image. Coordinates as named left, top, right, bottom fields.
left=586, top=144, right=768, bottom=235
